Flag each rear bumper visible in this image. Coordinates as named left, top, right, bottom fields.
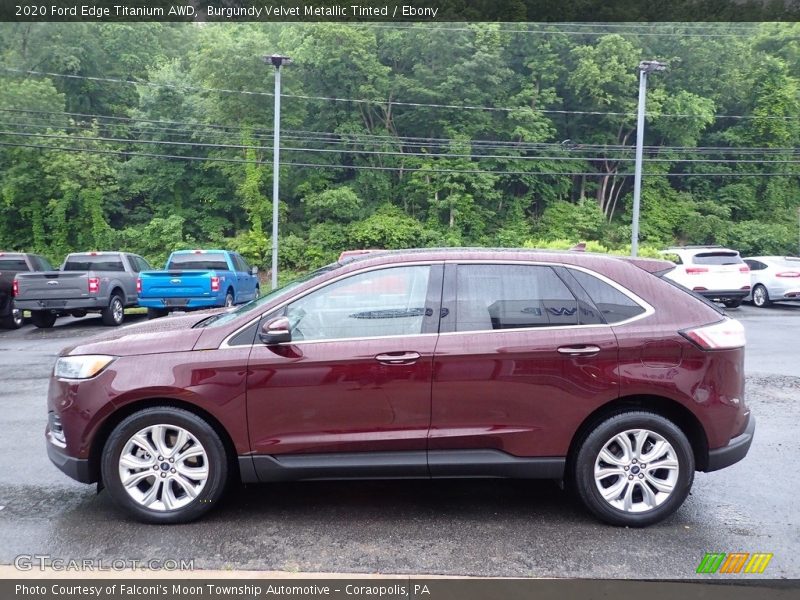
left=47, top=439, right=94, bottom=483
left=696, top=289, right=749, bottom=302
left=139, top=296, right=222, bottom=310
left=14, top=297, right=107, bottom=312
left=704, top=414, right=755, bottom=472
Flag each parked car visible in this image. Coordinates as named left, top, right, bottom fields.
left=659, top=246, right=751, bottom=308
left=137, top=249, right=260, bottom=319
left=0, top=252, right=54, bottom=329
left=743, top=256, right=800, bottom=307
left=14, top=251, right=150, bottom=328
left=46, top=249, right=752, bottom=527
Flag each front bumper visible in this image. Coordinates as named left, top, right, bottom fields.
left=704, top=414, right=755, bottom=472
left=47, top=438, right=95, bottom=483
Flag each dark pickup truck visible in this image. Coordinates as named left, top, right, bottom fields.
left=0, top=252, right=54, bottom=329
left=14, top=251, right=151, bottom=328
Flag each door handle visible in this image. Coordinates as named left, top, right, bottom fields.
left=375, top=351, right=421, bottom=365
left=557, top=345, right=601, bottom=356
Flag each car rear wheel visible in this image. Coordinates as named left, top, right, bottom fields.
left=752, top=284, right=771, bottom=308
left=1, top=307, right=24, bottom=329
left=224, top=290, right=234, bottom=307
left=101, top=294, right=125, bottom=326
left=573, top=411, right=694, bottom=527
left=30, top=310, right=57, bottom=328
left=101, top=407, right=229, bottom=524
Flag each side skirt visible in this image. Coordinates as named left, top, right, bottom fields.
left=238, top=450, right=565, bottom=483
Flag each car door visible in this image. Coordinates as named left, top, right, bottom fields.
left=237, top=254, right=257, bottom=300
left=429, top=262, right=620, bottom=473
left=246, top=263, right=443, bottom=477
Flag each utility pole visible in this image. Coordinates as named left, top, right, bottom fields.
left=631, top=60, right=667, bottom=257
left=264, top=54, right=291, bottom=289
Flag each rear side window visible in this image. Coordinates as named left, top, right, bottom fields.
left=0, top=258, right=28, bottom=270
left=34, top=256, right=54, bottom=271
left=693, top=252, right=742, bottom=265
left=456, top=264, right=578, bottom=331
left=168, top=253, right=229, bottom=271
left=567, top=269, right=646, bottom=324
left=64, top=254, right=124, bottom=272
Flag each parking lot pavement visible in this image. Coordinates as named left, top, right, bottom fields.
left=0, top=306, right=798, bottom=578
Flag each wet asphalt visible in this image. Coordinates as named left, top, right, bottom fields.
left=0, top=304, right=798, bottom=578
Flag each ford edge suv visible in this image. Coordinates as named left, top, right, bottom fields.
left=46, top=249, right=754, bottom=526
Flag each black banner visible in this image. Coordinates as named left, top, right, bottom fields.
left=3, top=579, right=800, bottom=600
left=1, top=0, right=800, bottom=22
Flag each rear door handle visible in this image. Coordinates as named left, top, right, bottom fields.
left=375, top=351, right=421, bottom=365
left=557, top=345, right=601, bottom=356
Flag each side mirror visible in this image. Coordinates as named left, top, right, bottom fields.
left=259, top=316, right=291, bottom=345
left=250, top=266, right=259, bottom=276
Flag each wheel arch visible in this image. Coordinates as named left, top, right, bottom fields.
left=89, top=397, right=239, bottom=485
left=566, top=395, right=710, bottom=474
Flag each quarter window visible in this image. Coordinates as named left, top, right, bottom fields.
left=286, top=266, right=432, bottom=341
left=567, top=269, right=646, bottom=324
left=455, top=265, right=579, bottom=331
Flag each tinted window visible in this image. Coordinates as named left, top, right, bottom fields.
left=456, top=265, right=578, bottom=331
left=34, top=256, right=54, bottom=271
left=555, top=267, right=605, bottom=325
left=167, top=253, right=229, bottom=271
left=135, top=256, right=152, bottom=271
left=286, top=266, right=431, bottom=341
left=568, top=269, right=646, bottom=324
left=64, top=254, right=124, bottom=272
left=0, top=258, right=28, bottom=270
left=233, top=254, right=249, bottom=272
left=693, top=252, right=742, bottom=265
left=745, top=259, right=766, bottom=271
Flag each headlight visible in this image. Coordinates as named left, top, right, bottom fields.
left=54, top=355, right=116, bottom=380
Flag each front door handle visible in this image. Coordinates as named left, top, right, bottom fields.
left=375, top=351, right=421, bottom=365
left=557, top=345, right=601, bottom=356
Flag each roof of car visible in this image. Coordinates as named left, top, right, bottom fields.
left=336, top=247, right=673, bottom=273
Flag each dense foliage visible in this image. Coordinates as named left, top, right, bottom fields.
left=1, top=22, right=798, bottom=274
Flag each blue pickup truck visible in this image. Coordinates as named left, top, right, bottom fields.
left=138, top=250, right=260, bottom=319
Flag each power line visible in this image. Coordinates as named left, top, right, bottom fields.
left=1, top=141, right=798, bottom=178
left=5, top=68, right=800, bottom=120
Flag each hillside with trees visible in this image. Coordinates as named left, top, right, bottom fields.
left=1, top=22, right=798, bottom=275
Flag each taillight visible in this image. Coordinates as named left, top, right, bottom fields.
left=211, top=276, right=220, bottom=292
left=686, top=267, right=709, bottom=274
left=136, top=278, right=142, bottom=293
left=739, top=265, right=750, bottom=273
left=681, top=319, right=745, bottom=350
left=13, top=279, right=19, bottom=297
left=776, top=271, right=800, bottom=278
left=88, top=277, right=100, bottom=294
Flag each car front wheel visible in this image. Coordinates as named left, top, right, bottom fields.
left=101, top=407, right=229, bottom=524
left=752, top=284, right=771, bottom=308
left=573, top=411, right=694, bottom=527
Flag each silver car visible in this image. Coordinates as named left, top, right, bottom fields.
left=743, top=256, right=800, bottom=307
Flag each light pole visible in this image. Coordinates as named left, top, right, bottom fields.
left=631, top=60, right=667, bottom=257
left=264, top=54, right=291, bottom=289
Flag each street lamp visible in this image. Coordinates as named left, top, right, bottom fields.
left=631, top=60, right=667, bottom=257
left=264, top=54, right=292, bottom=289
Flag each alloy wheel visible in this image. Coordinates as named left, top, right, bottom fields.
left=118, top=424, right=209, bottom=511
left=593, top=429, right=679, bottom=513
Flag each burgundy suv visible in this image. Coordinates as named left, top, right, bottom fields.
left=46, top=249, right=753, bottom=526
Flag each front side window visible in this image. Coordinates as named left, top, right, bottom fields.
left=568, top=269, right=646, bottom=324
left=286, top=265, right=432, bottom=341
left=455, top=264, right=578, bottom=332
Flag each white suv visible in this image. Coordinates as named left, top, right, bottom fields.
left=660, top=246, right=751, bottom=308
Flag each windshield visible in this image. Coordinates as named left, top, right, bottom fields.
left=196, top=263, right=340, bottom=328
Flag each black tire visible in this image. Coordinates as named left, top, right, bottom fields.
left=1, top=307, right=24, bottom=329
left=30, top=310, right=57, bottom=329
left=573, top=411, right=694, bottom=527
left=723, top=299, right=742, bottom=309
left=147, top=307, right=169, bottom=320
left=101, top=294, right=125, bottom=326
left=752, top=284, right=771, bottom=308
left=224, top=290, right=234, bottom=307
left=101, top=407, right=229, bottom=524
left=71, top=310, right=87, bottom=318
left=254, top=286, right=260, bottom=299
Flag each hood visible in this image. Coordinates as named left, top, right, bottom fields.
left=61, top=312, right=219, bottom=357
